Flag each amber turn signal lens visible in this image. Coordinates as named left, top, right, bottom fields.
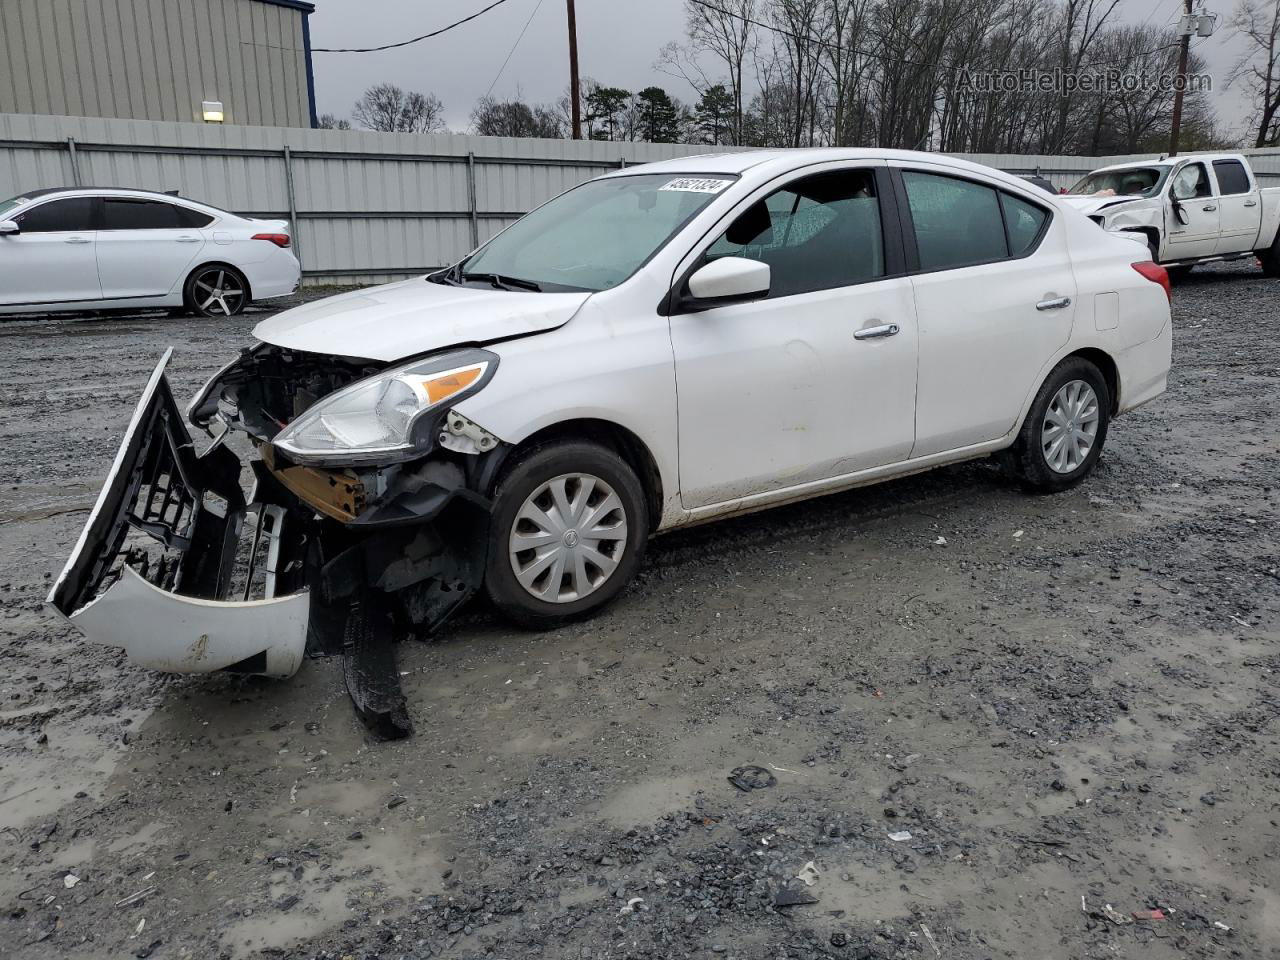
left=422, top=366, right=482, bottom=405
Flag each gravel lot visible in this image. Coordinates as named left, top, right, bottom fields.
left=1, top=264, right=1278, bottom=960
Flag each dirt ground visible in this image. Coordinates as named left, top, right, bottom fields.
left=1, top=264, right=1278, bottom=960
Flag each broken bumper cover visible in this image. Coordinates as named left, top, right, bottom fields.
left=46, top=350, right=310, bottom=678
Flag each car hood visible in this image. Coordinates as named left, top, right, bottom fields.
left=1060, top=195, right=1148, bottom=216
left=253, top=278, right=591, bottom=362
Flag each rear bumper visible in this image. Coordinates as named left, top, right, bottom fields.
left=1116, top=310, right=1173, bottom=414
left=46, top=350, right=310, bottom=678
left=244, top=253, right=301, bottom=301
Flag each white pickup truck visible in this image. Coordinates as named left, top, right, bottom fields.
left=1062, top=153, right=1280, bottom=277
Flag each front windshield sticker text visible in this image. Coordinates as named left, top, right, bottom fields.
left=660, top=178, right=730, bottom=194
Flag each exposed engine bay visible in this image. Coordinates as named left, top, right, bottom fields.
left=48, top=346, right=512, bottom=740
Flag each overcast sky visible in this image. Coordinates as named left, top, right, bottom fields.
left=308, top=0, right=1254, bottom=141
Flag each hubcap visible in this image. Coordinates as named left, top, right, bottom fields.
left=508, top=473, right=628, bottom=604
left=193, top=269, right=245, bottom=316
left=1042, top=379, right=1100, bottom=474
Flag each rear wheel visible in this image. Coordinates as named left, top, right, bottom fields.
left=484, top=441, right=649, bottom=629
left=1167, top=264, right=1193, bottom=281
left=184, top=265, right=248, bottom=317
left=1260, top=238, right=1280, bottom=278
left=1009, top=357, right=1111, bottom=493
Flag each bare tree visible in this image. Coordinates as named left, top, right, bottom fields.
left=670, top=0, right=759, bottom=143
left=1230, top=0, right=1280, bottom=146
left=471, top=96, right=564, bottom=138
left=352, top=83, right=447, bottom=133
left=316, top=113, right=351, bottom=130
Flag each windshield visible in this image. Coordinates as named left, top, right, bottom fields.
left=458, top=173, right=735, bottom=292
left=0, top=195, right=30, bottom=219
left=1067, top=166, right=1169, bottom=199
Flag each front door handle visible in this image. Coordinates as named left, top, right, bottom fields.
left=63, top=236, right=92, bottom=244
left=1202, top=203, right=1217, bottom=212
left=853, top=322, right=900, bottom=340
left=176, top=235, right=201, bottom=243
left=1036, top=296, right=1071, bottom=311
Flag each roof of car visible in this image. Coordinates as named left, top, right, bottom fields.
left=6, top=187, right=199, bottom=203
left=603, top=148, right=1048, bottom=196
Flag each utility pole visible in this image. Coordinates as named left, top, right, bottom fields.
left=1168, top=0, right=1193, bottom=157
left=566, top=0, right=581, bottom=139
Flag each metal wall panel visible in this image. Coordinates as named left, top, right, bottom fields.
left=0, top=0, right=310, bottom=126
left=5, top=113, right=1280, bottom=284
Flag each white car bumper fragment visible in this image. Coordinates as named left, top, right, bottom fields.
left=47, top=350, right=310, bottom=679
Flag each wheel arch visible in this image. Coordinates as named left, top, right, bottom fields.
left=183, top=261, right=254, bottom=305
left=496, top=418, right=665, bottom=533
left=1065, top=346, right=1120, bottom=414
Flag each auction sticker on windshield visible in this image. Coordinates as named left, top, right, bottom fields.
left=660, top=177, right=731, bottom=194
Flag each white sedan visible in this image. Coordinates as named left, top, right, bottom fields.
left=50, top=149, right=1172, bottom=682
left=0, top=187, right=300, bottom=317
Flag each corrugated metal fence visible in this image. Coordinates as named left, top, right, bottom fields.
left=4, top=113, right=1280, bottom=285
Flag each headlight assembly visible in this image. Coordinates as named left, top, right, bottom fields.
left=272, top=349, right=498, bottom=465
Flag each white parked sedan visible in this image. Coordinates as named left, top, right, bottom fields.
left=50, top=149, right=1172, bottom=693
left=0, top=187, right=300, bottom=317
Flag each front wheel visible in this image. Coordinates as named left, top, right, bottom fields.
left=184, top=265, right=248, bottom=317
left=1008, top=357, right=1111, bottom=492
left=484, top=440, right=649, bottom=629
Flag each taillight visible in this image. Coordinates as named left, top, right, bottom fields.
left=1131, top=260, right=1171, bottom=303
left=252, top=232, right=291, bottom=248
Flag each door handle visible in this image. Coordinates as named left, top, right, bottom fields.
left=1202, top=203, right=1217, bottom=212
left=853, top=322, right=900, bottom=340
left=1244, top=200, right=1258, bottom=208
left=1036, top=296, right=1071, bottom=311
left=63, top=236, right=91, bottom=244
left=176, top=235, right=201, bottom=243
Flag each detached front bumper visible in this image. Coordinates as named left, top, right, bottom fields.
left=47, top=350, right=310, bottom=678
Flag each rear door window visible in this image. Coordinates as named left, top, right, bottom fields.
left=1212, top=159, right=1251, bottom=196
left=15, top=197, right=95, bottom=233
left=102, top=198, right=185, bottom=230
left=901, top=172, right=1008, bottom=270
left=1000, top=193, right=1049, bottom=256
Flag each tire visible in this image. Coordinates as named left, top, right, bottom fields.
left=484, top=440, right=649, bottom=629
left=1146, top=235, right=1159, bottom=262
left=184, top=264, right=249, bottom=317
left=1260, top=239, right=1280, bottom=278
left=1009, top=356, right=1111, bottom=493
left=1167, top=264, right=1193, bottom=282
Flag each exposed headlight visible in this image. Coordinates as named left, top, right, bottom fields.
left=272, top=349, right=498, bottom=465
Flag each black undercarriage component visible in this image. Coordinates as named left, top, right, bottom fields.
left=341, top=594, right=413, bottom=740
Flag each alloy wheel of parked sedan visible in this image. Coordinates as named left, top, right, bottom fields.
left=508, top=472, right=629, bottom=603
left=1041, top=379, right=1100, bottom=474
left=189, top=266, right=246, bottom=317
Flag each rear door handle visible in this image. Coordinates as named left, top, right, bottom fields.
left=63, top=236, right=92, bottom=244
left=176, top=235, right=201, bottom=243
left=1036, top=296, right=1071, bottom=311
left=1244, top=200, right=1258, bottom=208
left=853, top=322, right=900, bottom=340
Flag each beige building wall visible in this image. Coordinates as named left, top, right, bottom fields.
left=0, top=0, right=315, bottom=127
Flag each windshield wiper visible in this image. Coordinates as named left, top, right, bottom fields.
left=461, top=272, right=542, bottom=292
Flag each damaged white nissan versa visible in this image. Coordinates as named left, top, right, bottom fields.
left=48, top=149, right=1172, bottom=734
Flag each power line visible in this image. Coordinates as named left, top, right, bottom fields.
left=485, top=0, right=548, bottom=99
left=313, top=0, right=516, bottom=53
left=685, top=0, right=1181, bottom=74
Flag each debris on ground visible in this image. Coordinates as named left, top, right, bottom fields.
left=726, top=765, right=777, bottom=792
left=795, top=861, right=819, bottom=886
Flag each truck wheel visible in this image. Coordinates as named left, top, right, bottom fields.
left=1167, top=265, right=1193, bottom=282
left=1009, top=357, right=1111, bottom=493
left=484, top=440, right=649, bottom=629
left=1146, top=236, right=1159, bottom=262
left=1260, top=240, right=1280, bottom=278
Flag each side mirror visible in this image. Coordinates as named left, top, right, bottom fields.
left=682, top=257, right=770, bottom=310
left=0, top=220, right=18, bottom=236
